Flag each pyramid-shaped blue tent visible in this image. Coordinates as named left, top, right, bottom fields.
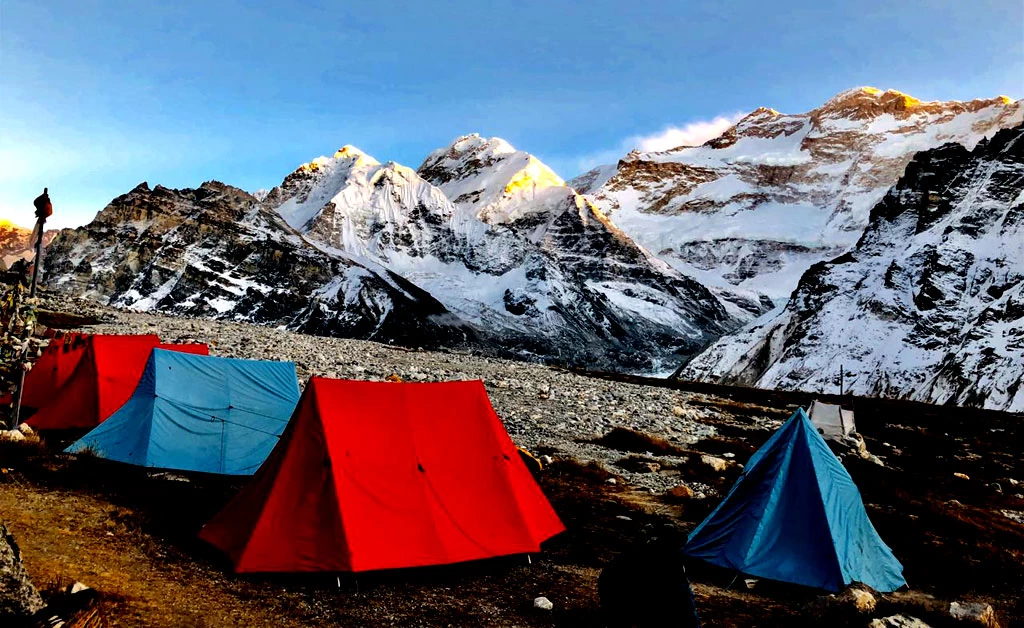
left=684, top=408, right=906, bottom=592
left=67, top=349, right=301, bottom=475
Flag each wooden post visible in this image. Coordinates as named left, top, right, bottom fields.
left=8, top=190, right=50, bottom=429
left=28, top=214, right=46, bottom=298
left=839, top=364, right=844, bottom=396
left=7, top=285, right=27, bottom=430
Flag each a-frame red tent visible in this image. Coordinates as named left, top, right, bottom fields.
left=21, top=332, right=92, bottom=411
left=27, top=334, right=209, bottom=430
left=200, top=378, right=565, bottom=573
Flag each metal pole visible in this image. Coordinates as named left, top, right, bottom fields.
left=840, top=364, right=844, bottom=396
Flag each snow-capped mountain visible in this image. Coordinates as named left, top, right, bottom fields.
left=43, top=181, right=479, bottom=348
left=258, top=138, right=739, bottom=371
left=574, top=88, right=1021, bottom=302
left=37, top=86, right=1023, bottom=393
left=682, top=124, right=1024, bottom=412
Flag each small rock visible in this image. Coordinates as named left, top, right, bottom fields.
left=700, top=455, right=729, bottom=473
left=869, top=454, right=885, bottom=467
left=744, top=578, right=758, bottom=589
left=988, top=482, right=1002, bottom=494
left=1007, top=478, right=1019, bottom=488
left=1001, top=510, right=1024, bottom=525
left=606, top=478, right=618, bottom=485
left=540, top=455, right=554, bottom=466
left=68, top=582, right=91, bottom=594
left=954, top=472, right=970, bottom=481
left=668, top=485, right=694, bottom=499
left=0, top=430, right=25, bottom=443
left=671, top=405, right=686, bottom=417
left=616, top=516, right=632, bottom=521
left=949, top=601, right=998, bottom=627
left=534, top=596, right=553, bottom=611
left=850, top=588, right=877, bottom=613
left=870, top=616, right=932, bottom=628
left=947, top=500, right=965, bottom=509
left=15, top=424, right=32, bottom=436
left=721, top=452, right=735, bottom=459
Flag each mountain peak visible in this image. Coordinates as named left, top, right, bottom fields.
left=296, top=145, right=380, bottom=175
left=444, top=133, right=517, bottom=156
left=418, top=134, right=566, bottom=222
left=818, top=86, right=925, bottom=118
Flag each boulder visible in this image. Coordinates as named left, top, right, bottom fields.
left=0, top=522, right=45, bottom=620
left=870, top=616, right=932, bottom=628
left=949, top=601, right=999, bottom=627
left=533, top=596, right=553, bottom=611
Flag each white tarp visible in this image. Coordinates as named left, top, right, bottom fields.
left=808, top=400, right=856, bottom=440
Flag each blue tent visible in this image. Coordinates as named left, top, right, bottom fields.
left=67, top=349, right=301, bottom=475
left=684, top=408, right=906, bottom=592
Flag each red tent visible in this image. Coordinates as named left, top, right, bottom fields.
left=199, top=378, right=565, bottom=573
left=27, top=335, right=209, bottom=430
left=21, top=332, right=92, bottom=411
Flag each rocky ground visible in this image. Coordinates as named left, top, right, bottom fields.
left=1, top=296, right=1023, bottom=627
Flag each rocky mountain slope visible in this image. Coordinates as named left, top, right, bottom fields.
left=43, top=181, right=478, bottom=349
left=574, top=88, right=1021, bottom=302
left=253, top=137, right=739, bottom=371
left=682, top=124, right=1024, bottom=412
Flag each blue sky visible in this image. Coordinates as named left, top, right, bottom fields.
left=2, top=0, right=1021, bottom=229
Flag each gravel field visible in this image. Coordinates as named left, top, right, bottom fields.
left=41, top=295, right=783, bottom=494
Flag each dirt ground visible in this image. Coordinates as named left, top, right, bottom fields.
left=2, top=384, right=1023, bottom=627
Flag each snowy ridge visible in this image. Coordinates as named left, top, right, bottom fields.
left=580, top=88, right=1021, bottom=301
left=682, top=124, right=1024, bottom=412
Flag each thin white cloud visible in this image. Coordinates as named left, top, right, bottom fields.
left=629, top=114, right=744, bottom=152
left=566, top=112, right=745, bottom=178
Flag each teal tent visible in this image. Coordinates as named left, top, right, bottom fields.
left=684, top=408, right=906, bottom=592
left=67, top=349, right=301, bottom=475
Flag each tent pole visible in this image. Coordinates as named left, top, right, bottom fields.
left=726, top=571, right=739, bottom=590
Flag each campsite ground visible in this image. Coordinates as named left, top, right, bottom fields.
left=2, top=298, right=1023, bottom=627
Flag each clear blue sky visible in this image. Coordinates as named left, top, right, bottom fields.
left=2, top=0, right=1021, bottom=229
